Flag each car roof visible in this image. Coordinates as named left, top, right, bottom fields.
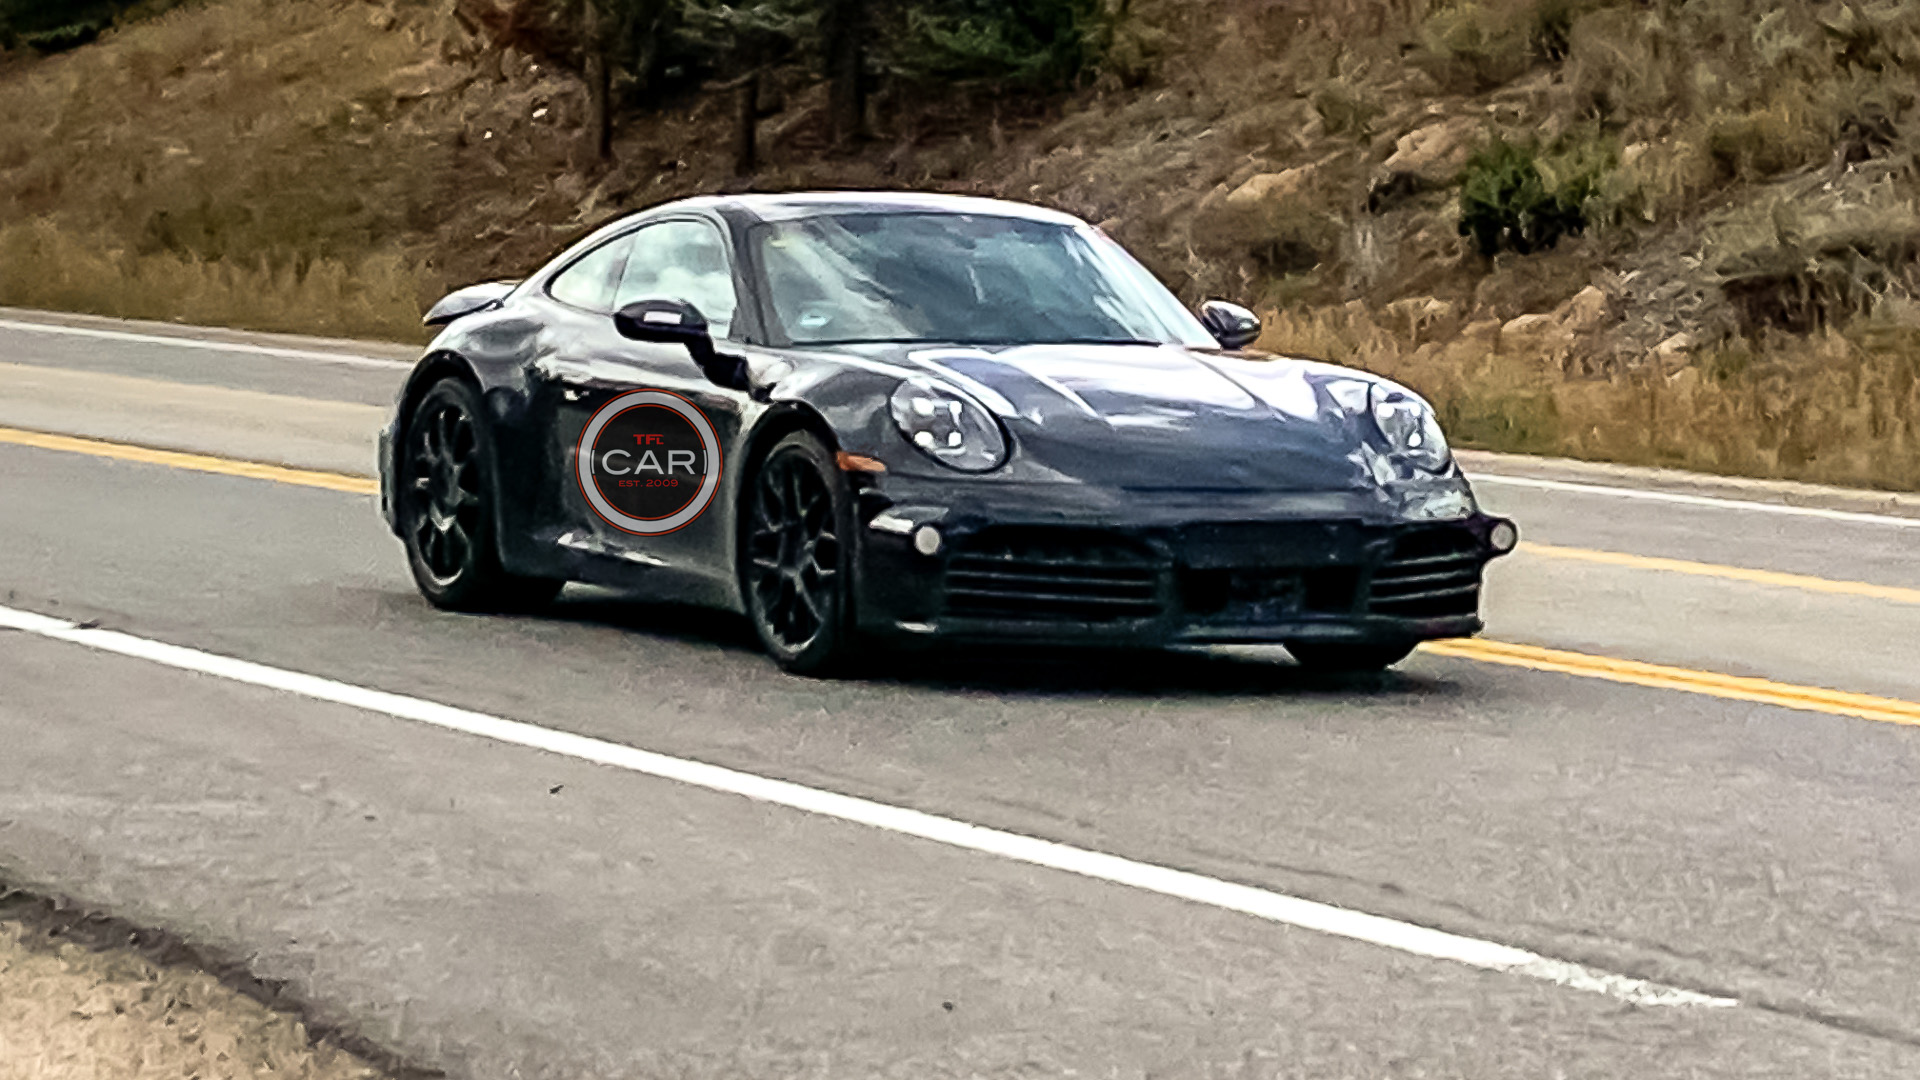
left=659, top=191, right=1089, bottom=228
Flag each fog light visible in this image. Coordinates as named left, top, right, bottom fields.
left=912, top=525, right=943, bottom=556
left=1488, top=519, right=1519, bottom=554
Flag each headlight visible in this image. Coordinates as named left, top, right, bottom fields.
left=890, top=380, right=1007, bottom=472
left=1369, top=384, right=1451, bottom=473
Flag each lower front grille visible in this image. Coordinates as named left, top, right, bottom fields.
left=1180, top=566, right=1360, bottom=621
left=943, top=528, right=1165, bottom=622
left=1368, top=526, right=1485, bottom=618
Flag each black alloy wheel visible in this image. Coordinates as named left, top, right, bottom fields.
left=1285, top=640, right=1418, bottom=673
left=742, top=432, right=854, bottom=674
left=401, top=378, right=560, bottom=612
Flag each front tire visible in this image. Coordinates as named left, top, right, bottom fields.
left=399, top=378, right=561, bottom=613
left=1285, top=640, right=1417, bottom=673
left=741, top=432, right=856, bottom=675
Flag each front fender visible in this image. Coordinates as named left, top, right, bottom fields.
left=759, top=356, right=911, bottom=464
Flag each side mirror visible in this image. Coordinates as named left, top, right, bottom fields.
left=1198, top=300, right=1261, bottom=350
left=614, top=297, right=749, bottom=392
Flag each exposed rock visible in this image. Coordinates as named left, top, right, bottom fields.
left=1460, top=318, right=1503, bottom=348
left=1386, top=295, right=1455, bottom=320
left=389, top=60, right=469, bottom=101
left=1224, top=166, right=1315, bottom=209
left=1501, top=312, right=1560, bottom=337
left=1500, top=312, right=1574, bottom=357
left=1556, top=285, right=1611, bottom=335
left=1366, top=116, right=1482, bottom=212
left=1653, top=331, right=1694, bottom=359
left=1381, top=116, right=1481, bottom=186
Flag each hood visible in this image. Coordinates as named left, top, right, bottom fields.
left=865, top=343, right=1395, bottom=491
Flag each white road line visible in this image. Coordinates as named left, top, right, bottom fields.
left=6, top=311, right=1916, bottom=532
left=1471, top=473, right=1920, bottom=529
left=0, top=319, right=416, bottom=371
left=6, top=314, right=1916, bottom=533
left=0, top=602, right=1734, bottom=1009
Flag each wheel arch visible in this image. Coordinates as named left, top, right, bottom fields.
left=733, top=403, right=868, bottom=672
left=390, top=351, right=533, bottom=572
left=726, top=403, right=844, bottom=611
left=738, top=402, right=842, bottom=488
left=394, top=351, right=483, bottom=454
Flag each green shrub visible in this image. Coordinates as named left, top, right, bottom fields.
left=0, top=0, right=186, bottom=53
left=1457, top=139, right=1603, bottom=256
left=894, top=0, right=1107, bottom=86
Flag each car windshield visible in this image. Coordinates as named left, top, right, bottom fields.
left=752, top=212, right=1217, bottom=349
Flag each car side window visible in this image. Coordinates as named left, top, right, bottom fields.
left=615, top=220, right=738, bottom=340
left=548, top=234, right=633, bottom=313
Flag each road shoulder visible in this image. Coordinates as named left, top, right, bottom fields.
left=1, top=881, right=407, bottom=1079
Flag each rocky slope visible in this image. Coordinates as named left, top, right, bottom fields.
left=1, top=0, right=1916, bottom=487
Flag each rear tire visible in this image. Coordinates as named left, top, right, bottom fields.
left=1285, top=640, right=1417, bottom=673
left=399, top=378, right=562, bottom=613
left=740, top=432, right=856, bottom=676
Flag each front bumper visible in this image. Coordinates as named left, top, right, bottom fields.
left=850, top=477, right=1514, bottom=648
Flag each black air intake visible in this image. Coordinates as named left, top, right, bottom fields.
left=1368, top=527, right=1484, bottom=618
left=943, top=528, right=1165, bottom=622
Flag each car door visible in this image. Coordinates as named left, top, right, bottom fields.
left=537, top=216, right=749, bottom=592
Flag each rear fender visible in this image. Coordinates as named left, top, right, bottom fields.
left=423, top=281, right=519, bottom=327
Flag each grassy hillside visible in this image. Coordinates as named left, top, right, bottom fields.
left=2, top=0, right=1918, bottom=489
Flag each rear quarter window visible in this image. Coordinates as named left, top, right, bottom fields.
left=547, top=236, right=632, bottom=312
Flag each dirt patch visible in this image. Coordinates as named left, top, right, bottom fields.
left=0, top=883, right=430, bottom=1080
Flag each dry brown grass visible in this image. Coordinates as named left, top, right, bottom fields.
left=0, top=221, right=431, bottom=340
left=0, top=0, right=502, bottom=342
left=0, top=920, right=385, bottom=1080
left=3, top=0, right=1920, bottom=488
left=1259, top=304, right=1920, bottom=492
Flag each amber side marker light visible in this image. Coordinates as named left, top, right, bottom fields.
left=836, top=451, right=888, bottom=473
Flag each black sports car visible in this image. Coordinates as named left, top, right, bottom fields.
left=379, top=192, right=1516, bottom=674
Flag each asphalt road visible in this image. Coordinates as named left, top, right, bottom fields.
left=3, top=309, right=1919, bottom=1078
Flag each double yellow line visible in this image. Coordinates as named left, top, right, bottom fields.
left=0, top=426, right=378, bottom=495
left=1425, top=638, right=1920, bottom=728
left=4, top=423, right=1917, bottom=730
left=1521, top=540, right=1920, bottom=606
